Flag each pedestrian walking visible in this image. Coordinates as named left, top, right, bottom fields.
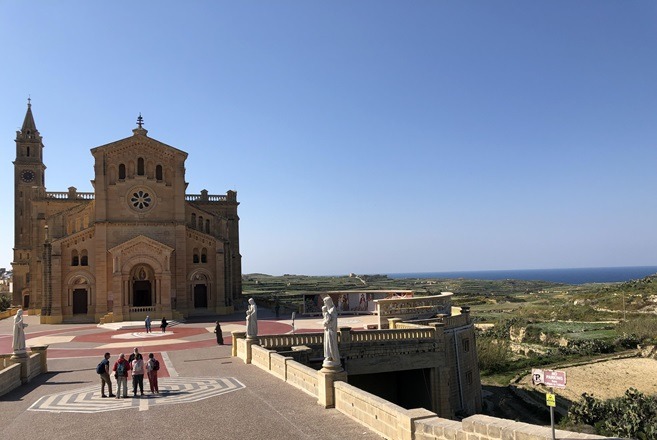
left=112, top=353, right=131, bottom=398
left=131, top=353, right=145, bottom=397
left=146, top=353, right=160, bottom=394
left=160, top=317, right=168, bottom=333
left=96, top=352, right=115, bottom=398
left=145, top=315, right=152, bottom=333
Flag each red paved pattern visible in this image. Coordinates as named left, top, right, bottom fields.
left=0, top=319, right=293, bottom=360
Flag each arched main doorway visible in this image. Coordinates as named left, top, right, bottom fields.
left=191, top=272, right=210, bottom=309
left=68, top=276, right=92, bottom=315
left=194, top=284, right=208, bottom=308
left=132, top=265, right=153, bottom=307
left=73, top=289, right=88, bottom=314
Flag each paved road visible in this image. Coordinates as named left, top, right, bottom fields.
left=0, top=312, right=383, bottom=440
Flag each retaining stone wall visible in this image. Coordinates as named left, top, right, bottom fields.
left=0, top=363, right=22, bottom=397
left=286, top=360, right=318, bottom=397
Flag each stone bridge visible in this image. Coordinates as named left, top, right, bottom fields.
left=236, top=311, right=481, bottom=418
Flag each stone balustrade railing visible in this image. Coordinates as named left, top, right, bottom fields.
left=130, top=306, right=156, bottom=313
left=258, top=327, right=437, bottom=350
left=394, top=322, right=429, bottom=330
left=258, top=333, right=324, bottom=349
left=185, top=194, right=227, bottom=202
left=46, top=191, right=95, bottom=200
left=442, top=314, right=469, bottom=328
left=349, top=328, right=434, bottom=342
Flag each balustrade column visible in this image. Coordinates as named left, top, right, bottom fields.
left=339, top=327, right=351, bottom=344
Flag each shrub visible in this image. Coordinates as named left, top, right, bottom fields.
left=476, top=336, right=512, bottom=374
left=565, top=388, right=657, bottom=438
left=617, top=315, right=657, bottom=344
left=558, top=339, right=615, bottom=356
left=0, top=295, right=10, bottom=312
left=615, top=333, right=640, bottom=349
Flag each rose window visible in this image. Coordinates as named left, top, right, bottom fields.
left=130, top=190, right=152, bottom=210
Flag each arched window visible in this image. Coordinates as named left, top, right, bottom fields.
left=198, top=216, right=203, bottom=230
left=156, top=165, right=163, bottom=181
left=81, top=250, right=88, bottom=266
left=137, top=157, right=145, bottom=175
left=193, top=248, right=199, bottom=264
left=191, top=213, right=196, bottom=228
left=205, top=220, right=210, bottom=234
left=71, top=250, right=79, bottom=266
left=118, top=164, right=126, bottom=180
left=201, top=248, right=207, bottom=263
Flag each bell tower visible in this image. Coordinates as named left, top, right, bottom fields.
left=12, top=99, right=46, bottom=306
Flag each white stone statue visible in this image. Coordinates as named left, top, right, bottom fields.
left=246, top=298, right=258, bottom=339
left=322, top=296, right=340, bottom=368
left=13, top=309, right=28, bottom=353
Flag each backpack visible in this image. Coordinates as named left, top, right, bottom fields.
left=116, top=361, right=126, bottom=376
left=152, top=359, right=160, bottom=371
left=96, top=361, right=105, bottom=374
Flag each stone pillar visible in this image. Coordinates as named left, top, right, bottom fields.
left=317, top=368, right=347, bottom=408
left=388, top=318, right=402, bottom=329
left=30, top=345, right=49, bottom=374
left=245, top=339, right=255, bottom=364
left=41, top=230, right=52, bottom=317
left=338, top=326, right=351, bottom=343
left=428, top=322, right=452, bottom=417
left=9, top=352, right=29, bottom=384
left=231, top=331, right=246, bottom=357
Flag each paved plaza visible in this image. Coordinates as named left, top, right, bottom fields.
left=0, top=311, right=382, bottom=440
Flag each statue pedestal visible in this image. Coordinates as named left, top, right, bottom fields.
left=231, top=331, right=246, bottom=357
left=10, top=351, right=29, bottom=384
left=317, top=366, right=347, bottom=408
left=244, top=338, right=255, bottom=364
left=30, top=345, right=49, bottom=374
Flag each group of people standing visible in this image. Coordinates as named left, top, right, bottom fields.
left=144, top=315, right=168, bottom=333
left=97, top=348, right=160, bottom=399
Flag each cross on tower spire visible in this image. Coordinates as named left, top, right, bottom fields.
left=137, top=113, right=144, bottom=128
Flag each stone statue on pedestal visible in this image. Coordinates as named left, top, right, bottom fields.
left=13, top=309, right=28, bottom=354
left=322, top=296, right=340, bottom=368
left=246, top=298, right=258, bottom=339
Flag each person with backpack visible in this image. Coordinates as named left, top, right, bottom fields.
left=97, top=352, right=115, bottom=398
left=131, top=353, right=145, bottom=397
left=146, top=353, right=160, bottom=394
left=112, top=353, right=131, bottom=398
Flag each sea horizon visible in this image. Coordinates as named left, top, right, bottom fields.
left=386, top=265, right=657, bottom=285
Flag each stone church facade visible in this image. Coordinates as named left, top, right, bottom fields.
left=12, top=102, right=241, bottom=323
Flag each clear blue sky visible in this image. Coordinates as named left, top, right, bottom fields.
left=1, top=2, right=656, bottom=275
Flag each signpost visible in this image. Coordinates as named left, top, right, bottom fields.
left=532, top=369, right=567, bottom=440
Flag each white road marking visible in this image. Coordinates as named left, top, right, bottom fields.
left=161, top=351, right=178, bottom=377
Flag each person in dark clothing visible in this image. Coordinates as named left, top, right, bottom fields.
left=214, top=321, right=224, bottom=345
left=160, top=317, right=168, bottom=333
